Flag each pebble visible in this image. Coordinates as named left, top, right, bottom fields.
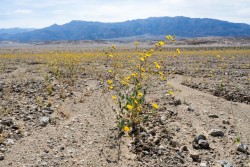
left=220, top=160, right=233, bottom=167
left=0, top=125, right=3, bottom=133
left=194, top=134, right=207, bottom=143
left=140, top=132, right=148, bottom=137
left=40, top=116, right=50, bottom=126
left=153, top=137, right=161, bottom=144
left=209, top=129, right=224, bottom=137
left=200, top=161, right=207, bottom=167
left=0, top=118, right=13, bottom=126
left=0, top=82, right=3, bottom=91
left=169, top=99, right=181, bottom=106
left=189, top=150, right=199, bottom=161
left=0, top=153, right=4, bottom=161
left=187, top=106, right=195, bottom=112
left=158, top=145, right=166, bottom=150
left=198, top=139, right=210, bottom=149
left=6, top=138, right=14, bottom=145
left=222, top=120, right=230, bottom=124
left=208, top=114, right=219, bottom=118
left=160, top=115, right=167, bottom=122
left=179, top=145, right=188, bottom=152
left=11, top=123, right=19, bottom=130
left=237, top=143, right=248, bottom=153
left=40, top=161, right=48, bottom=166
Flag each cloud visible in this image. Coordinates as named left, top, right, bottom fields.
left=14, top=9, right=32, bottom=14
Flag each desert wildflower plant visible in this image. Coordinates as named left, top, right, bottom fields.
left=103, top=35, right=179, bottom=136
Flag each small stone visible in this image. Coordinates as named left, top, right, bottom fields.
left=194, top=134, right=207, bottom=143
left=40, top=161, right=48, bottom=166
left=0, top=125, right=3, bottom=133
left=11, top=123, right=19, bottom=130
left=0, top=153, right=4, bottom=161
left=140, top=132, right=148, bottom=137
left=237, top=143, right=248, bottom=153
left=192, top=143, right=200, bottom=149
left=158, top=145, right=166, bottom=150
left=175, top=127, right=180, bottom=132
left=187, top=106, right=194, bottom=112
left=0, top=82, right=3, bottom=92
left=208, top=114, right=219, bottom=118
left=142, top=151, right=150, bottom=155
left=220, top=160, right=233, bottom=167
left=0, top=118, right=13, bottom=126
left=174, top=99, right=181, bottom=106
left=42, top=110, right=53, bottom=114
left=40, top=116, right=50, bottom=126
left=200, top=161, right=207, bottom=167
left=148, top=129, right=156, bottom=136
left=153, top=137, right=161, bottom=145
left=189, top=150, right=199, bottom=161
left=6, top=138, right=14, bottom=145
left=198, top=139, right=210, bottom=149
left=179, top=145, right=188, bottom=152
left=170, top=140, right=178, bottom=148
left=160, top=115, right=167, bottom=122
left=222, top=120, right=230, bottom=124
left=209, top=129, right=224, bottom=137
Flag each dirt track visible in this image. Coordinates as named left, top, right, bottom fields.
left=0, top=72, right=249, bottom=166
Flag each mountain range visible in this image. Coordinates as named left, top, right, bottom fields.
left=1, top=16, right=250, bottom=42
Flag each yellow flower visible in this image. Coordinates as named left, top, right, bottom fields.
left=140, top=57, right=145, bottom=61
left=109, top=54, right=114, bottom=58
left=145, top=53, right=152, bottom=57
left=141, top=67, right=145, bottom=72
left=217, top=55, right=220, bottom=58
left=169, top=91, right=173, bottom=96
left=152, top=103, right=159, bottom=109
left=121, top=80, right=129, bottom=85
left=109, top=86, right=114, bottom=90
left=149, top=49, right=154, bottom=53
left=131, top=73, right=136, bottom=77
left=123, top=126, right=130, bottom=132
left=166, top=35, right=173, bottom=40
left=158, top=71, right=164, bottom=76
left=137, top=106, right=141, bottom=111
left=137, top=92, right=143, bottom=98
left=154, top=62, right=161, bottom=69
left=112, top=95, right=117, bottom=100
left=107, top=80, right=113, bottom=85
left=176, top=49, right=181, bottom=54
left=158, top=41, right=165, bottom=46
left=160, top=76, right=166, bottom=81
left=108, top=69, right=112, bottom=73
left=134, top=99, right=138, bottom=104
left=126, top=104, right=133, bottom=110
left=125, top=76, right=131, bottom=81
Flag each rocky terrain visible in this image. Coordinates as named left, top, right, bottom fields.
left=0, top=44, right=249, bottom=167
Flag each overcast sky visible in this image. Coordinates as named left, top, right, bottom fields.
left=0, top=0, right=250, bottom=28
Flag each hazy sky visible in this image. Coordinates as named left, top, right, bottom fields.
left=0, top=0, right=250, bottom=28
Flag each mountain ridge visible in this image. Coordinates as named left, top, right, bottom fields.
left=1, top=16, right=250, bottom=42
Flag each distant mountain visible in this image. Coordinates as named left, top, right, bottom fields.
left=1, top=16, right=250, bottom=42
left=0, top=28, right=35, bottom=35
